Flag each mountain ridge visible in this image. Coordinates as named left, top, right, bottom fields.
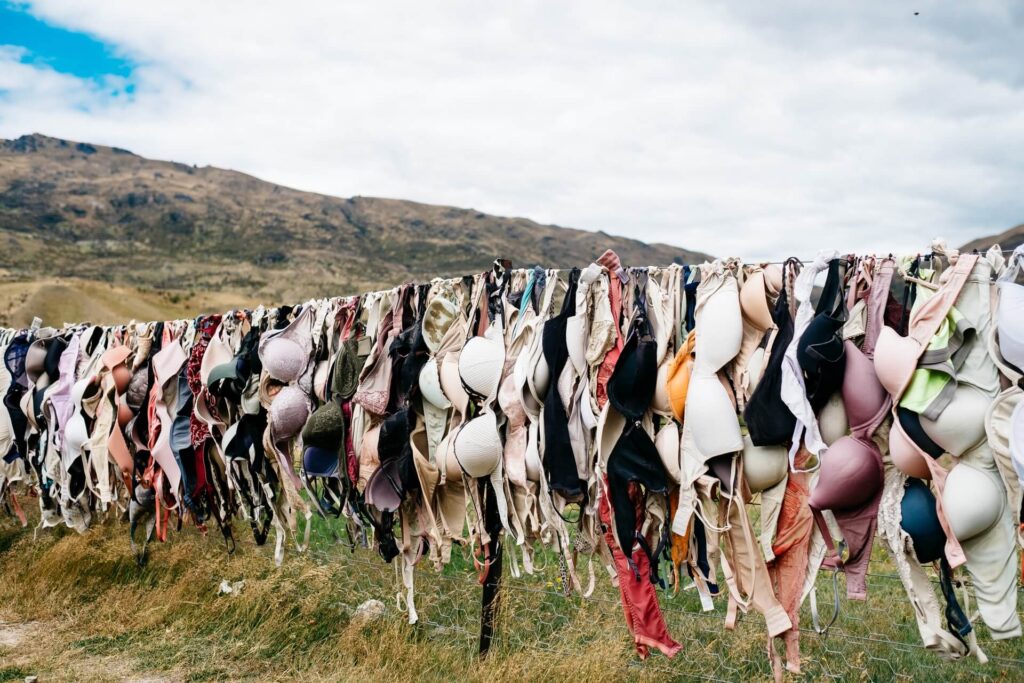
left=960, top=223, right=1024, bottom=253
left=0, top=133, right=711, bottom=309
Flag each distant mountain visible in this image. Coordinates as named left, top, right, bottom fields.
left=0, top=134, right=711, bottom=309
left=961, top=223, right=1024, bottom=253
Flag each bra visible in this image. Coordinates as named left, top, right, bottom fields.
left=994, top=246, right=1024, bottom=374
left=605, top=305, right=669, bottom=563
left=796, top=258, right=848, bottom=412
left=739, top=264, right=782, bottom=332
left=687, top=262, right=743, bottom=459
left=875, top=254, right=978, bottom=401
left=744, top=259, right=800, bottom=446
left=808, top=261, right=893, bottom=599
left=259, top=306, right=313, bottom=384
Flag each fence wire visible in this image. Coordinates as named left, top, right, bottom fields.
left=279, top=513, right=1024, bottom=683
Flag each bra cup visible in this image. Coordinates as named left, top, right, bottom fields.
left=423, top=296, right=459, bottom=354
left=651, top=360, right=672, bottom=416
left=269, top=385, right=310, bottom=439
left=313, top=360, right=331, bottom=402
left=112, top=364, right=132, bottom=394
left=566, top=315, right=587, bottom=375
left=459, top=335, right=504, bottom=400
left=665, top=332, right=695, bottom=422
left=64, top=413, right=89, bottom=454
left=419, top=359, right=451, bottom=409
left=742, top=434, right=788, bottom=493
left=739, top=271, right=774, bottom=332
left=697, top=286, right=743, bottom=371
left=655, top=423, right=681, bottom=484
left=524, top=421, right=542, bottom=482
left=686, top=374, right=742, bottom=459
left=919, top=385, right=990, bottom=457
left=889, top=420, right=933, bottom=479
left=817, top=392, right=849, bottom=446
left=597, top=402, right=627, bottom=470
left=117, top=400, right=133, bottom=428
left=942, top=463, right=1004, bottom=541
left=762, top=264, right=783, bottom=293
left=746, top=346, right=766, bottom=393
left=512, top=344, right=530, bottom=402
left=434, top=430, right=452, bottom=479
left=997, top=282, right=1024, bottom=370
left=262, top=337, right=306, bottom=383
left=900, top=479, right=946, bottom=564
left=439, top=352, right=470, bottom=413
left=811, top=436, right=883, bottom=511
left=454, top=411, right=502, bottom=478
left=357, top=425, right=382, bottom=493
left=841, top=341, right=887, bottom=430
left=531, top=354, right=551, bottom=402
left=580, top=381, right=598, bottom=430
left=873, top=328, right=919, bottom=398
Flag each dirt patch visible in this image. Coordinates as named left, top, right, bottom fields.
left=0, top=617, right=181, bottom=683
left=0, top=619, right=41, bottom=648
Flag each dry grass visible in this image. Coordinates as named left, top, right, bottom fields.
left=0, top=278, right=257, bottom=328
left=1, top=506, right=1023, bottom=682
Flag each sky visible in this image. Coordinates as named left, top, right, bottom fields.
left=0, top=1, right=1023, bottom=259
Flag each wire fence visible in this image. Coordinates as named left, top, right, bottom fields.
left=283, top=513, right=1024, bottom=683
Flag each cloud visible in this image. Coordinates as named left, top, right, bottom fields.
left=1, top=0, right=1023, bottom=258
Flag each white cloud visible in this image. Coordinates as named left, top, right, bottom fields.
left=1, top=0, right=1023, bottom=258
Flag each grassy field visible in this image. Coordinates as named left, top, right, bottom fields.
left=0, top=504, right=1022, bottom=682
left=0, top=278, right=258, bottom=328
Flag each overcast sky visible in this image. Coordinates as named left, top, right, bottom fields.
left=1, top=1, right=1022, bottom=258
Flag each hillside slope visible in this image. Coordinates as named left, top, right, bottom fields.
left=0, top=134, right=710, bottom=308
left=961, top=223, right=1024, bottom=253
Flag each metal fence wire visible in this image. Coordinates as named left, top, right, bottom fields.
left=288, top=510, right=1024, bottom=683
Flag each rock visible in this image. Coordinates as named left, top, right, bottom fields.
left=25, top=676, right=38, bottom=683
left=351, top=599, right=385, bottom=626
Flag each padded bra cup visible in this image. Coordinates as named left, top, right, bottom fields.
left=841, top=341, right=886, bottom=431
left=303, top=445, right=339, bottom=477
left=942, top=463, right=1004, bottom=541
left=918, top=384, right=989, bottom=457
left=900, top=479, right=945, bottom=564
left=810, top=435, right=883, bottom=511
left=117, top=400, right=133, bottom=428
left=740, top=270, right=774, bottom=332
left=797, top=314, right=845, bottom=409
left=112, top=364, right=132, bottom=394
left=697, top=288, right=743, bottom=372
left=269, top=385, right=309, bottom=439
left=817, top=393, right=849, bottom=446
left=997, top=281, right=1024, bottom=371
left=64, top=414, right=89, bottom=454
left=687, top=374, right=743, bottom=457
left=44, top=338, right=67, bottom=380
left=889, top=418, right=934, bottom=480
left=262, top=337, right=305, bottom=383
left=439, top=352, right=469, bottom=411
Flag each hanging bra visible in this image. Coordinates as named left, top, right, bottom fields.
left=686, top=261, right=743, bottom=460
left=605, top=291, right=669, bottom=568
left=796, top=257, right=848, bottom=412
left=745, top=258, right=801, bottom=447
left=995, top=244, right=1024, bottom=373
left=541, top=267, right=585, bottom=500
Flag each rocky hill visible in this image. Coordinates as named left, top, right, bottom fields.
left=0, top=134, right=710, bottom=313
left=961, top=223, right=1024, bottom=253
